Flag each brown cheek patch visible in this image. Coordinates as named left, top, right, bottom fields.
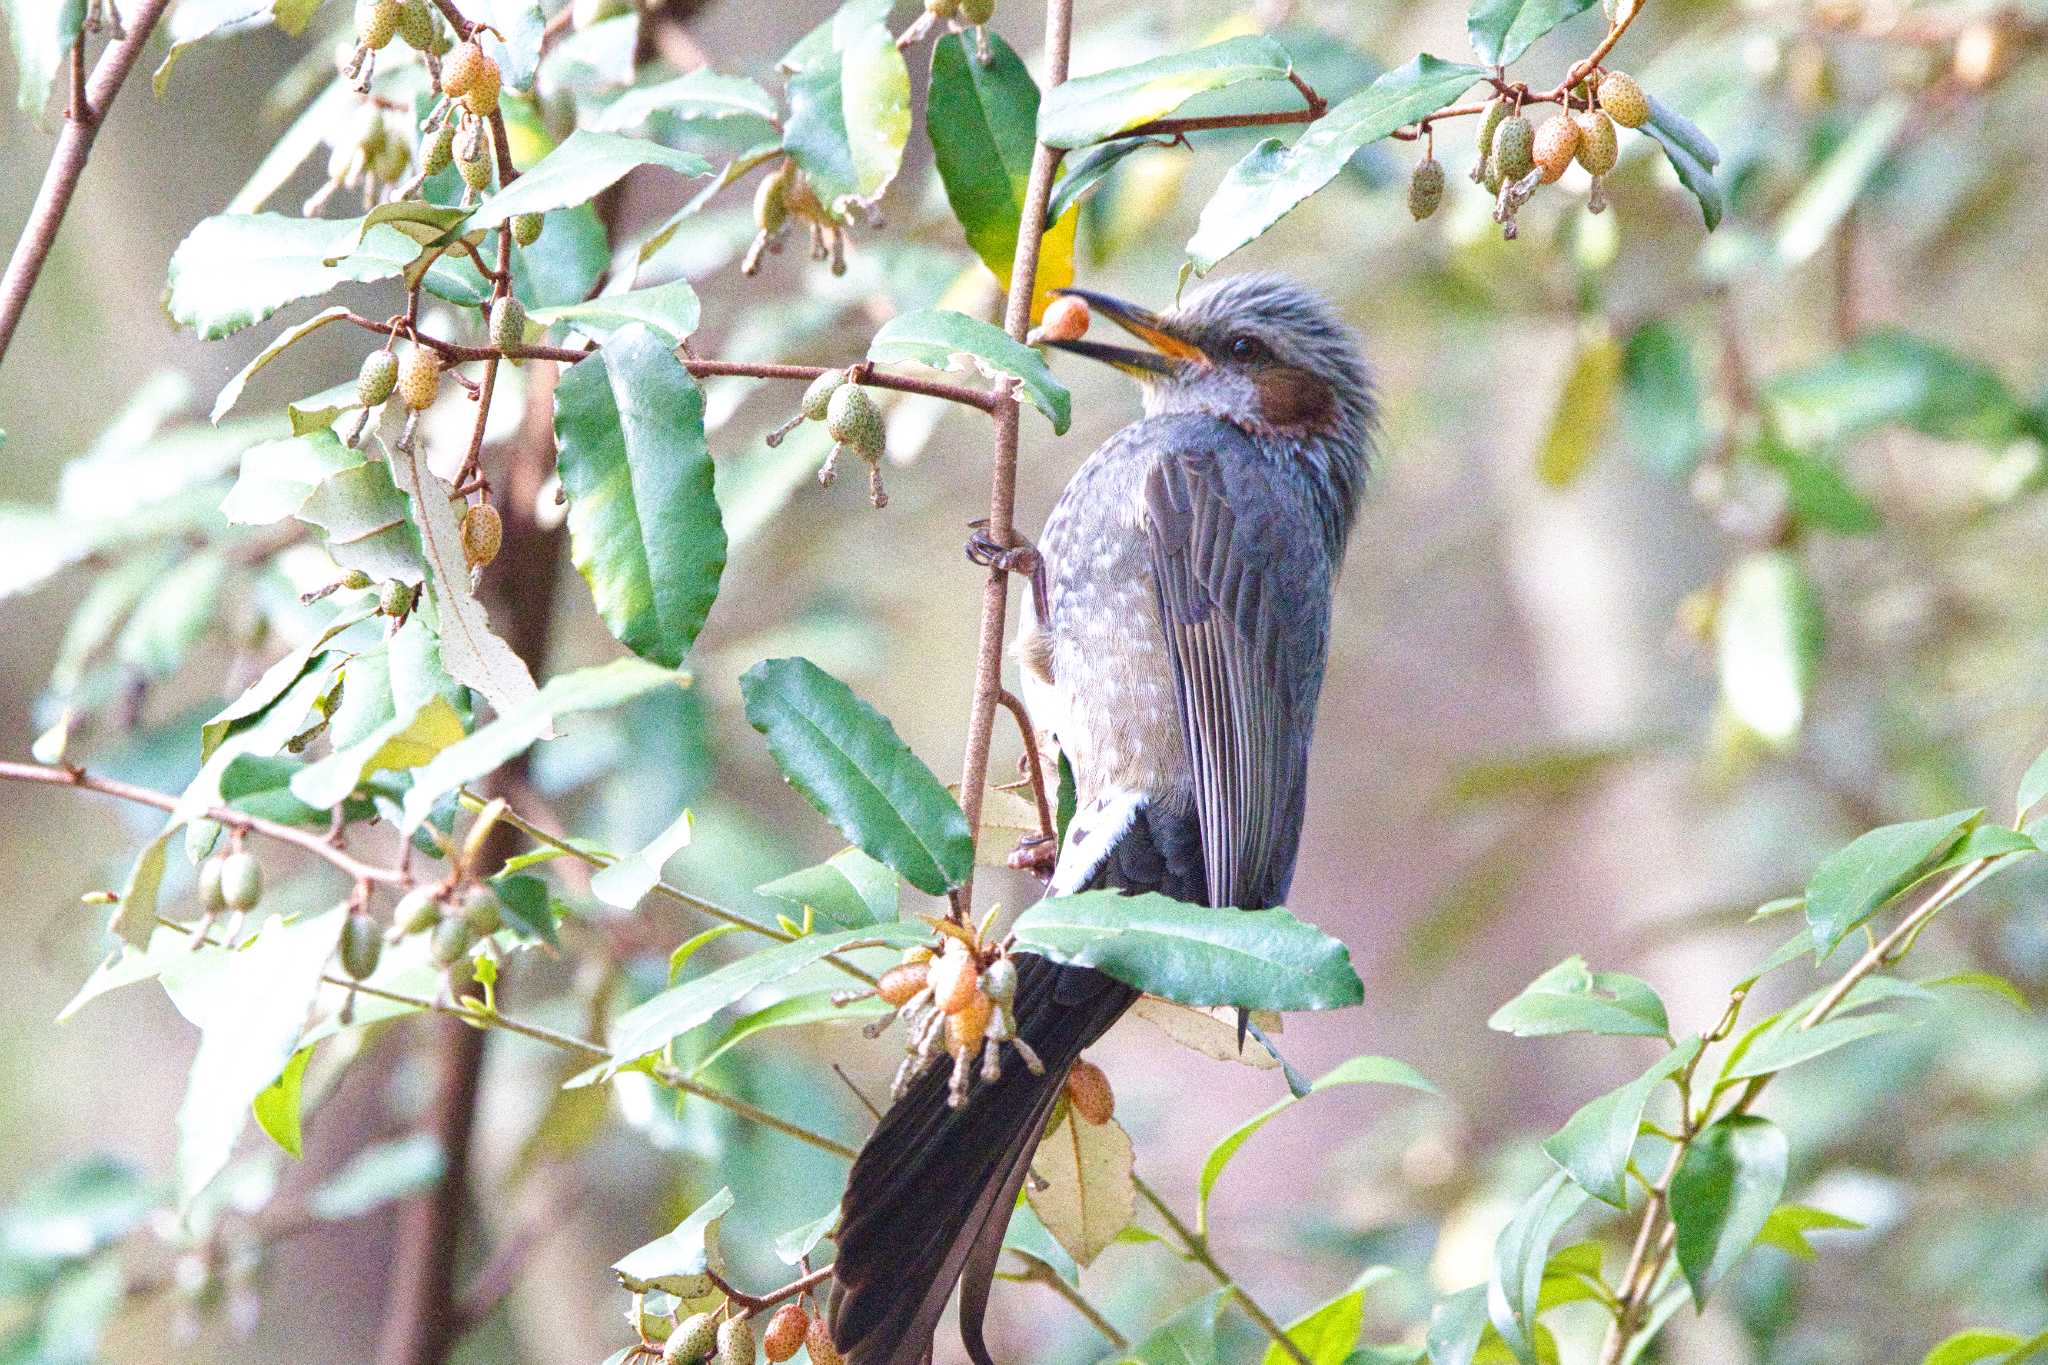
left=1253, top=367, right=1337, bottom=430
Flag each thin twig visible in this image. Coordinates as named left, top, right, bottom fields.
left=1132, top=1174, right=1309, bottom=1365
left=0, top=760, right=404, bottom=885
left=0, top=0, right=176, bottom=368
left=1019, top=1255, right=1129, bottom=1350
left=709, top=1263, right=838, bottom=1314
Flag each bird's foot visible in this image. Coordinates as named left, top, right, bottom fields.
left=964, top=519, right=1041, bottom=579
left=1005, top=831, right=1057, bottom=881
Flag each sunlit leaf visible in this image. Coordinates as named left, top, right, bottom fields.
left=1766, top=330, right=2026, bottom=448
left=165, top=214, right=427, bottom=340
left=1486, top=1170, right=1588, bottom=1365
left=1716, top=549, right=1823, bottom=747
left=756, top=847, right=899, bottom=930
left=1755, top=1202, right=1862, bottom=1260
left=593, top=69, right=779, bottom=131
left=612, top=1187, right=733, bottom=1294
left=1109, top=1287, right=1231, bottom=1365
left=868, top=308, right=1071, bottom=433
left=470, top=131, right=711, bottom=227
left=1038, top=37, right=1292, bottom=149
left=589, top=808, right=695, bottom=909
left=529, top=279, right=701, bottom=343
left=252, top=1046, right=314, bottom=1159
left=1543, top=1038, right=1700, bottom=1206
left=1467, top=0, right=1596, bottom=67
left=1804, top=808, right=1980, bottom=955
left=9, top=0, right=84, bottom=120
left=690, top=989, right=888, bottom=1076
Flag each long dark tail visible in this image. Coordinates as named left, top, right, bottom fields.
left=827, top=802, right=1204, bottom=1365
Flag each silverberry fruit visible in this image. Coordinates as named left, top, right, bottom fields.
left=981, top=956, right=1017, bottom=1004
left=421, top=122, right=456, bottom=176
left=460, top=502, right=502, bottom=568
left=1065, top=1058, right=1115, bottom=1125
left=340, top=911, right=383, bottom=980
left=462, top=56, right=502, bottom=117
left=801, top=371, right=845, bottom=421
left=1408, top=156, right=1445, bottom=219
left=1533, top=112, right=1580, bottom=182
left=441, top=40, right=485, bottom=96
left=380, top=579, right=417, bottom=617
left=947, top=990, right=993, bottom=1054
left=664, top=1312, right=717, bottom=1365
left=716, top=1313, right=754, bottom=1365
left=394, top=0, right=436, bottom=48
left=394, top=886, right=442, bottom=936
left=457, top=136, right=493, bottom=191
left=198, top=856, right=227, bottom=912
left=805, top=1318, right=845, bottom=1365
left=824, top=383, right=884, bottom=458
left=878, top=962, right=930, bottom=1006
left=511, top=212, right=544, bottom=245
left=430, top=915, right=475, bottom=967
left=763, top=1304, right=808, bottom=1362
left=489, top=295, right=525, bottom=353
left=927, top=938, right=979, bottom=1014
left=397, top=345, right=442, bottom=409
left=1596, top=70, right=1649, bottom=128
left=1037, top=294, right=1090, bottom=342
left=1492, top=114, right=1535, bottom=183
left=960, top=0, right=994, bottom=23
left=355, top=0, right=399, bottom=48
left=219, top=851, right=264, bottom=911
left=1573, top=109, right=1618, bottom=175
left=358, top=349, right=399, bottom=406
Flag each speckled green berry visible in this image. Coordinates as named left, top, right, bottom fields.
left=198, top=856, right=227, bottom=912
left=430, top=916, right=475, bottom=967
left=355, top=0, right=399, bottom=49
left=1408, top=156, right=1445, bottom=220
left=511, top=212, right=544, bottom=246
left=825, top=383, right=883, bottom=457
left=489, top=296, right=525, bottom=353
left=340, top=911, right=383, bottom=980
left=397, top=345, right=442, bottom=410
left=1492, top=114, right=1535, bottom=183
left=219, top=851, right=264, bottom=912
left=380, top=578, right=417, bottom=617
left=1596, top=70, right=1649, bottom=128
left=959, top=0, right=994, bottom=24
left=1473, top=98, right=1507, bottom=181
left=663, top=1312, right=718, bottom=1365
left=357, top=350, right=399, bottom=406
left=422, top=122, right=456, bottom=176
left=1573, top=108, right=1618, bottom=175
left=801, top=371, right=845, bottom=421
left=395, top=0, right=436, bottom=49
left=716, top=1314, right=754, bottom=1365
left=457, top=136, right=494, bottom=191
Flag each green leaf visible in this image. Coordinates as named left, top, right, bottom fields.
left=289, top=696, right=467, bottom=810
left=1198, top=1056, right=1435, bottom=1225
left=690, top=989, right=888, bottom=1076
left=608, top=922, right=924, bottom=1065
left=110, top=824, right=177, bottom=950
left=1640, top=93, right=1723, bottom=231
left=165, top=214, right=425, bottom=340
left=1010, top=890, right=1365, bottom=1012
left=1467, top=0, right=1596, bottom=67
left=1543, top=1038, right=1701, bottom=1207
left=1775, top=98, right=1909, bottom=265
left=399, top=658, right=679, bottom=832
left=1488, top=956, right=1669, bottom=1039
left=1038, top=36, right=1292, bottom=149
left=1620, top=322, right=1709, bottom=480
left=593, top=69, right=779, bottom=131
left=116, top=551, right=227, bottom=678
left=782, top=18, right=910, bottom=218
left=1669, top=1114, right=1787, bottom=1307
left=1043, top=136, right=1152, bottom=229
left=1804, top=807, right=1981, bottom=955
left=160, top=908, right=345, bottom=1206
left=1110, top=1288, right=1231, bottom=1365
left=611, top=1187, right=733, bottom=1294
left=669, top=923, right=746, bottom=982
left=529, top=279, right=701, bottom=343
left=1752, top=437, right=1880, bottom=536
left=222, top=431, right=362, bottom=527
left=756, top=847, right=899, bottom=929
left=310, top=1133, right=445, bottom=1220
left=774, top=1207, right=840, bottom=1265
left=489, top=872, right=562, bottom=946
left=1187, top=54, right=1484, bottom=273
left=1716, top=549, right=1823, bottom=747
left=1923, top=970, right=2032, bottom=1012
left=1755, top=1203, right=1862, bottom=1260
left=1026, top=1110, right=1133, bottom=1266
left=868, top=307, right=1071, bottom=434
left=211, top=306, right=355, bottom=423
left=1720, top=1009, right=1916, bottom=1082
left=553, top=325, right=726, bottom=669
left=297, top=459, right=428, bottom=583
left=1534, top=334, right=1620, bottom=488
left=9, top=0, right=84, bottom=119
left=927, top=31, right=1039, bottom=279
left=1002, top=1197, right=1078, bottom=1285
left=252, top=1046, right=314, bottom=1159
left=1266, top=1272, right=1385, bottom=1365
left=1766, top=330, right=2026, bottom=448
left=589, top=808, right=695, bottom=909
left=1487, top=1170, right=1589, bottom=1365
left=470, top=131, right=711, bottom=227
left=739, top=656, right=974, bottom=896
left=2020, top=745, right=2048, bottom=821
left=1923, top=1332, right=2039, bottom=1365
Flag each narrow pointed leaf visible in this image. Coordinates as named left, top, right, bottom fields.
left=1487, top=1169, right=1589, bottom=1364
left=1804, top=808, right=1981, bottom=955
left=1544, top=1038, right=1700, bottom=1206
left=1669, top=1115, right=1787, bottom=1306
left=1038, top=37, right=1292, bottom=149
left=471, top=131, right=711, bottom=227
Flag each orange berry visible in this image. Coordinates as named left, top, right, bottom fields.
left=762, top=1304, right=808, bottom=1362
left=947, top=991, right=993, bottom=1055
left=928, top=939, right=979, bottom=1014
left=1532, top=113, right=1580, bottom=183
left=805, top=1316, right=845, bottom=1365
left=442, top=41, right=485, bottom=96
left=877, top=961, right=929, bottom=1007
left=1037, top=295, right=1089, bottom=343
left=1065, top=1059, right=1114, bottom=1125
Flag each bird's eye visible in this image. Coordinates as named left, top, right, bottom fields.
left=1227, top=334, right=1266, bottom=362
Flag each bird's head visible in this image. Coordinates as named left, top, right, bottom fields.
left=1045, top=273, right=1375, bottom=539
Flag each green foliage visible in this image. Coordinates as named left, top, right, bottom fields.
left=1488, top=956, right=1670, bottom=1039
left=611, top=1187, right=732, bottom=1294
left=867, top=308, right=1072, bottom=433
left=926, top=32, right=1040, bottom=278
left=1668, top=1114, right=1787, bottom=1306
left=1804, top=808, right=1981, bottom=955
left=1466, top=0, right=1596, bottom=68
left=1543, top=1038, right=1699, bottom=1206
left=1008, top=890, right=1365, bottom=1011
left=1037, top=37, right=1293, bottom=149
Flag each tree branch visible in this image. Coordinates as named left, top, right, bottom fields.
left=0, top=0, right=176, bottom=368
left=1132, top=1174, right=1308, bottom=1365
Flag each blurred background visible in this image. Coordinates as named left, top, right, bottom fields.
left=5, top=0, right=2048, bottom=1360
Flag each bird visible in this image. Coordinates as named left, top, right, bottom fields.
left=825, top=273, right=1376, bottom=1365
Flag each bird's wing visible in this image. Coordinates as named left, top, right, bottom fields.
left=1143, top=423, right=1332, bottom=910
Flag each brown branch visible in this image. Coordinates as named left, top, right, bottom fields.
left=0, top=0, right=175, bottom=368
left=995, top=689, right=1054, bottom=843
left=0, top=760, right=404, bottom=885
left=708, top=1263, right=838, bottom=1314
left=953, top=0, right=1073, bottom=918
left=333, top=312, right=1000, bottom=410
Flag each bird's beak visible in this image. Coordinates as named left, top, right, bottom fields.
left=1042, top=288, right=1207, bottom=377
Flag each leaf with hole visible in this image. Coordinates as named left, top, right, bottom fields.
left=1489, top=956, right=1668, bottom=1039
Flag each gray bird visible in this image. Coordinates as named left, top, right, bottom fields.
left=827, top=274, right=1375, bottom=1365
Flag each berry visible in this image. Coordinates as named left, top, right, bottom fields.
left=1491, top=114, right=1535, bottom=183
left=489, top=295, right=525, bottom=353
left=1038, top=294, right=1090, bottom=343
left=1596, top=70, right=1649, bottom=128
left=1065, top=1059, right=1114, bottom=1125
left=380, top=578, right=417, bottom=617
left=512, top=212, right=544, bottom=246
left=462, top=886, right=501, bottom=936
left=1472, top=98, right=1507, bottom=182
left=355, top=0, right=399, bottom=48
left=340, top=911, right=383, bottom=980
left=1407, top=156, right=1445, bottom=220
left=198, top=856, right=227, bottom=912
left=397, top=345, right=442, bottom=409
left=924, top=0, right=960, bottom=16
left=1573, top=109, right=1618, bottom=175
left=801, top=371, right=845, bottom=421
left=373, top=133, right=411, bottom=184
left=947, top=990, right=993, bottom=1055
left=457, top=134, right=494, bottom=191
left=394, top=886, right=442, bottom=936
left=460, top=502, right=502, bottom=569
left=960, top=0, right=994, bottom=23
left=825, top=384, right=883, bottom=458
left=430, top=915, right=475, bottom=967
left=341, top=569, right=374, bottom=590
left=395, top=0, right=436, bottom=48
left=754, top=165, right=790, bottom=234
left=462, top=57, right=502, bottom=117
left=442, top=40, right=485, bottom=96
left=763, top=1305, right=808, bottom=1362
left=901, top=943, right=935, bottom=965
left=927, top=938, right=979, bottom=1014
left=664, top=1312, right=718, bottom=1365
left=1532, top=112, right=1580, bottom=182
left=878, top=961, right=929, bottom=1007
left=422, top=122, right=456, bottom=176
left=981, top=956, right=1017, bottom=1004
left=219, top=851, right=264, bottom=912
left=805, top=1317, right=845, bottom=1365
left=716, top=1313, right=754, bottom=1365
left=356, top=347, right=395, bottom=405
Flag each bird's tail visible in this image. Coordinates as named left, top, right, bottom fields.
left=827, top=952, right=1136, bottom=1365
